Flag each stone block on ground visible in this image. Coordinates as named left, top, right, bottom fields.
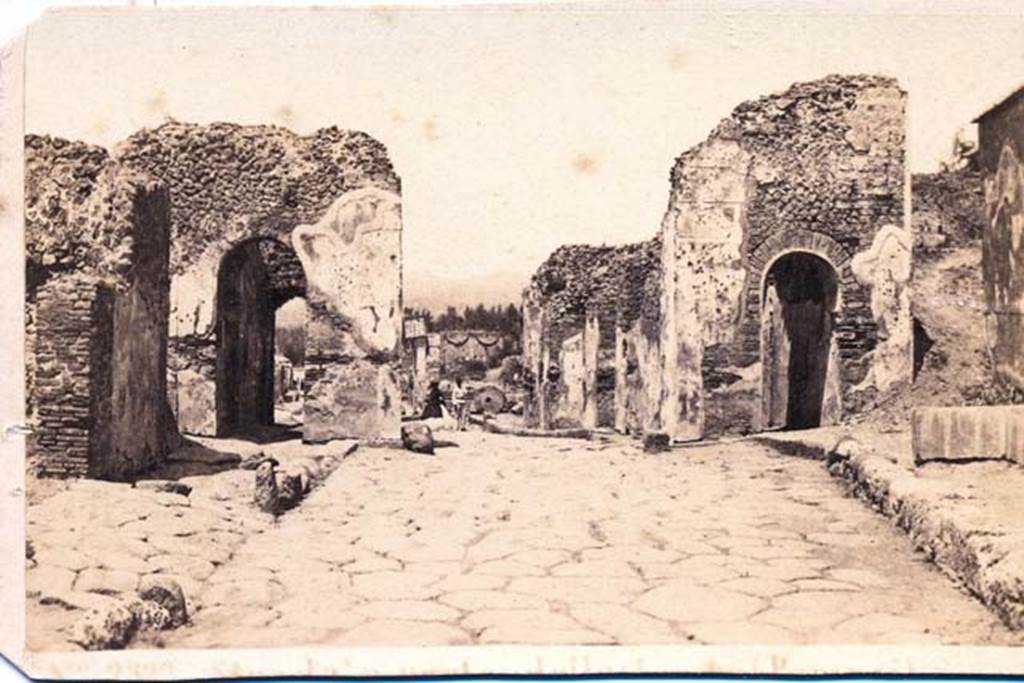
left=401, top=423, right=435, bottom=455
left=69, top=603, right=138, bottom=650
left=137, top=575, right=188, bottom=627
left=74, top=567, right=140, bottom=595
left=912, top=405, right=1024, bottom=465
left=643, top=432, right=671, bottom=454
left=126, top=598, right=173, bottom=631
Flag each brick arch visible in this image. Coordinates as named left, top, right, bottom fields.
left=747, top=230, right=857, bottom=313
left=732, top=230, right=860, bottom=368
left=749, top=229, right=852, bottom=276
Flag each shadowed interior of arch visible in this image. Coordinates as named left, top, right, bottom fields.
left=762, top=251, right=838, bottom=430
left=215, top=237, right=308, bottom=439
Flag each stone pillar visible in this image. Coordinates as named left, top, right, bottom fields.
left=582, top=315, right=599, bottom=429
left=614, top=324, right=627, bottom=433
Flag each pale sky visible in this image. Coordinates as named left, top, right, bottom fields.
left=20, top=4, right=1024, bottom=287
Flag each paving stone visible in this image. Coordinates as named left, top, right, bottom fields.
left=73, top=568, right=140, bottom=595
left=145, top=554, right=217, bottom=581
left=791, top=578, right=859, bottom=592
left=550, top=559, right=638, bottom=577
left=433, top=573, right=508, bottom=592
left=634, top=580, right=765, bottom=622
left=207, top=566, right=277, bottom=584
left=472, top=559, right=546, bottom=577
left=350, top=571, right=442, bottom=600
left=684, top=620, right=796, bottom=645
left=345, top=557, right=403, bottom=573
left=569, top=603, right=679, bottom=643
left=439, top=589, right=547, bottom=611
left=581, top=545, right=680, bottom=563
left=507, top=576, right=646, bottom=604
left=201, top=579, right=285, bottom=609
left=508, top=549, right=572, bottom=567
left=832, top=612, right=937, bottom=641
left=718, top=576, right=794, bottom=597
left=827, top=568, right=891, bottom=588
left=462, top=609, right=582, bottom=632
left=354, top=600, right=460, bottom=622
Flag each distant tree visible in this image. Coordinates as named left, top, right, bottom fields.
left=276, top=325, right=305, bottom=366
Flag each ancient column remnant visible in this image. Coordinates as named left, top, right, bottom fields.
left=524, top=74, right=911, bottom=442
left=25, top=136, right=174, bottom=479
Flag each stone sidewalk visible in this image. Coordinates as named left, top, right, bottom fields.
left=26, top=436, right=357, bottom=650
left=758, top=427, right=1024, bottom=631
left=161, top=430, right=1020, bottom=648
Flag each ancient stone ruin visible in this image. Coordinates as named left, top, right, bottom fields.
left=523, top=74, right=912, bottom=441
left=25, top=123, right=403, bottom=478
left=25, top=136, right=172, bottom=479
left=978, top=86, right=1024, bottom=390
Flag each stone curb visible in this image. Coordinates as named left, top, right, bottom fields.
left=760, top=431, right=1024, bottom=630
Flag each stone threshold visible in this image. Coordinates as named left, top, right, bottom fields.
left=758, top=427, right=1024, bottom=630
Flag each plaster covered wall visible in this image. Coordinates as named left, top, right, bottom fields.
left=978, top=90, right=1024, bottom=389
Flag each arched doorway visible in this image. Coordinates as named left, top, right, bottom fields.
left=215, top=238, right=307, bottom=437
left=761, top=251, right=838, bottom=430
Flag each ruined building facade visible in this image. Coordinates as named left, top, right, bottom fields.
left=26, top=123, right=403, bottom=478
left=524, top=75, right=912, bottom=441
left=977, top=86, right=1024, bottom=390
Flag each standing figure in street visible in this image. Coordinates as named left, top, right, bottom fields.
left=421, top=380, right=445, bottom=419
left=451, top=375, right=469, bottom=431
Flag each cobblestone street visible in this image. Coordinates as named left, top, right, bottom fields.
left=159, top=431, right=1021, bottom=649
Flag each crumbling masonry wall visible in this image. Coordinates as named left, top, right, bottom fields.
left=660, top=74, right=910, bottom=440
left=522, top=239, right=662, bottom=430
left=978, top=88, right=1024, bottom=390
left=25, top=136, right=173, bottom=479
left=523, top=75, right=911, bottom=442
left=115, top=123, right=403, bottom=442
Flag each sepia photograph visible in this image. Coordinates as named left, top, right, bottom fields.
left=2, top=1, right=1024, bottom=677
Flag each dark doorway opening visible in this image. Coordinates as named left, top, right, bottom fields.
left=762, top=252, right=838, bottom=430
left=215, top=238, right=307, bottom=438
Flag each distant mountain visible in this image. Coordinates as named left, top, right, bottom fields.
left=404, top=269, right=528, bottom=314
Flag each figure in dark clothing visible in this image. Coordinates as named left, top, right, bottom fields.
left=421, top=380, right=445, bottom=419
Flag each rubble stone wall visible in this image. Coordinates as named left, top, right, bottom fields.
left=25, top=136, right=173, bottom=479
left=660, top=74, right=910, bottom=440
left=522, top=239, right=661, bottom=430
left=978, top=91, right=1024, bottom=390
left=115, top=123, right=403, bottom=442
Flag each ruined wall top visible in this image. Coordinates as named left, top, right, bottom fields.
left=667, top=73, right=906, bottom=255
left=25, top=134, right=166, bottom=291
left=115, top=122, right=400, bottom=274
left=678, top=74, right=903, bottom=164
left=526, top=238, right=662, bottom=342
